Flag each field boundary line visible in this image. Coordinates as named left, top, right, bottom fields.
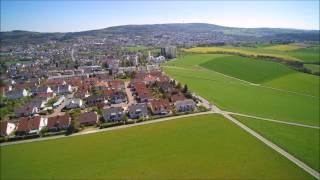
left=221, top=111, right=320, bottom=179
left=226, top=112, right=320, bottom=129
left=196, top=65, right=319, bottom=99
left=0, top=111, right=214, bottom=147
left=162, top=65, right=319, bottom=99
left=195, top=65, right=259, bottom=85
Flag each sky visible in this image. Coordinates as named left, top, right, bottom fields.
left=1, top=0, right=319, bottom=32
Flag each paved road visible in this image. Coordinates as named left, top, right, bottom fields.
left=71, top=48, right=76, bottom=62
left=44, top=93, right=75, bottom=118
left=124, top=81, right=135, bottom=107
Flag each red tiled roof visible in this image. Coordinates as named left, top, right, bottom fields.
left=16, top=116, right=41, bottom=132
left=79, top=112, right=98, bottom=124
left=150, top=99, right=170, bottom=110
left=47, top=79, right=65, bottom=86
left=109, top=80, right=124, bottom=89
left=15, top=81, right=37, bottom=90
left=144, top=75, right=157, bottom=82
left=102, top=89, right=114, bottom=96
left=66, top=77, right=82, bottom=87
left=47, top=114, right=70, bottom=129
left=170, top=94, right=186, bottom=103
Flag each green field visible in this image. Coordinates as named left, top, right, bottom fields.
left=197, top=55, right=319, bottom=96
left=163, top=54, right=319, bottom=126
left=199, top=55, right=294, bottom=83
left=0, top=114, right=314, bottom=179
left=288, top=46, right=320, bottom=62
left=235, top=115, right=320, bottom=172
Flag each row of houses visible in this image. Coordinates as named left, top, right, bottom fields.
left=3, top=73, right=122, bottom=100
left=0, top=112, right=99, bottom=136
left=4, top=84, right=73, bottom=100
left=129, top=71, right=197, bottom=115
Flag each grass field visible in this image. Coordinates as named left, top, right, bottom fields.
left=199, top=55, right=294, bottom=83
left=288, top=46, right=320, bottom=62
left=163, top=54, right=319, bottom=126
left=0, top=114, right=314, bottom=179
left=197, top=55, right=319, bottom=97
left=235, top=115, right=320, bottom=172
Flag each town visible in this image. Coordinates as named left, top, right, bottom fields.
left=0, top=46, right=208, bottom=142
left=1, top=0, right=319, bottom=178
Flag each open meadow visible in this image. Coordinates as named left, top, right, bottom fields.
left=161, top=49, right=319, bottom=178
left=235, top=115, right=320, bottom=172
left=162, top=54, right=319, bottom=126
left=0, top=114, right=314, bottom=180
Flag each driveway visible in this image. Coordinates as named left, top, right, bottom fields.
left=124, top=81, right=135, bottom=107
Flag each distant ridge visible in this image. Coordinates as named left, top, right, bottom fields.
left=1, top=23, right=319, bottom=45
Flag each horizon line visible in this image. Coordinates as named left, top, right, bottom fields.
left=1, top=22, right=319, bottom=33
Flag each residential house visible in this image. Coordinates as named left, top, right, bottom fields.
left=51, top=85, right=72, bottom=94
left=47, top=114, right=71, bottom=131
left=110, top=91, right=126, bottom=104
left=5, top=89, right=29, bottom=100
left=102, top=107, right=124, bottom=122
left=74, top=90, right=90, bottom=99
left=15, top=116, right=47, bottom=135
left=175, top=99, right=196, bottom=112
left=143, top=74, right=157, bottom=85
left=86, top=95, right=107, bottom=107
left=15, top=81, right=38, bottom=90
left=132, top=82, right=152, bottom=103
left=149, top=99, right=171, bottom=115
left=65, top=98, right=83, bottom=109
left=65, top=77, right=82, bottom=87
left=128, top=103, right=149, bottom=119
left=14, top=105, right=39, bottom=117
left=109, top=80, right=125, bottom=90
left=170, top=94, right=186, bottom=103
left=94, top=81, right=109, bottom=91
left=46, top=79, right=66, bottom=86
left=31, top=86, right=53, bottom=95
left=36, top=92, right=56, bottom=101
left=79, top=111, right=98, bottom=126
left=0, top=121, right=16, bottom=136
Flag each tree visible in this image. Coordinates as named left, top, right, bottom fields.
left=170, top=80, right=176, bottom=86
left=182, top=84, right=188, bottom=93
left=176, top=82, right=182, bottom=89
left=122, top=114, right=128, bottom=124
left=66, top=118, right=80, bottom=135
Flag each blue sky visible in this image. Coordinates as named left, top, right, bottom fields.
left=1, top=1, right=319, bottom=32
